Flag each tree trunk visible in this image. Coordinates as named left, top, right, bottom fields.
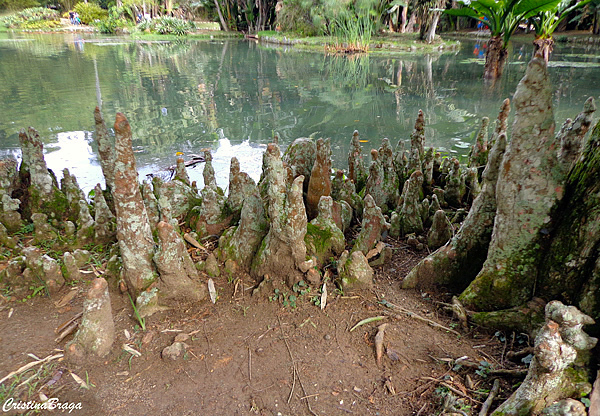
left=537, top=103, right=599, bottom=323
left=533, top=37, right=554, bottom=64
left=484, top=36, right=508, bottom=80
left=399, top=54, right=600, bottom=333
left=214, top=0, right=230, bottom=32
left=403, top=101, right=510, bottom=292
left=425, top=11, right=441, bottom=43
left=460, top=57, right=561, bottom=310
left=400, top=6, right=408, bottom=33
left=406, top=9, right=416, bottom=33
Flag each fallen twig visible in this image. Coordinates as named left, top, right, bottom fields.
left=479, top=379, right=500, bottom=416
left=55, top=320, right=79, bottom=343
left=248, top=346, right=252, bottom=382
left=349, top=316, right=386, bottom=332
left=375, top=323, right=388, bottom=367
left=0, top=353, right=64, bottom=385
left=54, top=289, right=78, bottom=308
left=505, top=347, right=534, bottom=361
left=384, top=376, right=396, bottom=395
left=183, top=233, right=208, bottom=252
left=55, top=312, right=83, bottom=335
left=123, top=344, right=141, bottom=357
left=415, top=403, right=427, bottom=416
left=380, top=300, right=461, bottom=336
left=421, top=377, right=483, bottom=405
left=447, top=358, right=527, bottom=377
left=277, top=316, right=318, bottom=416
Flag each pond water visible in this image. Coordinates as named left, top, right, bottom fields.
left=0, top=33, right=599, bottom=193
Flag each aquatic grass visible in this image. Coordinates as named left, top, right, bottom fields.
left=329, top=12, right=375, bottom=53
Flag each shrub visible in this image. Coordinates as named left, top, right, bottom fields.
left=0, top=7, right=59, bottom=29
left=73, top=2, right=108, bottom=25
left=276, top=0, right=323, bottom=36
left=136, top=16, right=195, bottom=36
left=92, top=5, right=128, bottom=34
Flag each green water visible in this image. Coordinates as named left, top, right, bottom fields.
left=0, top=32, right=598, bottom=191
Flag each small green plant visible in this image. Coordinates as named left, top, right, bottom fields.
left=269, top=288, right=282, bottom=302
left=0, top=247, right=12, bottom=261
left=127, top=293, right=146, bottom=331
left=269, top=288, right=297, bottom=308
left=16, top=223, right=35, bottom=235
left=85, top=371, right=96, bottom=388
left=283, top=294, right=297, bottom=308
left=292, top=280, right=310, bottom=296
left=0, top=361, right=57, bottom=404
left=237, top=305, right=250, bottom=316
left=22, top=284, right=47, bottom=301
left=475, top=360, right=492, bottom=378
left=310, top=295, right=321, bottom=307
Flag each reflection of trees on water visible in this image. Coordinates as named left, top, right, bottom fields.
left=0, top=37, right=487, bottom=159
left=2, top=36, right=597, bottom=166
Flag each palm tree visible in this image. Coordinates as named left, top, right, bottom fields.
left=531, top=0, right=591, bottom=62
left=445, top=0, right=562, bottom=79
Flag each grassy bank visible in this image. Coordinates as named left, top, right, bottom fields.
left=258, top=31, right=461, bottom=54
left=131, top=30, right=242, bottom=41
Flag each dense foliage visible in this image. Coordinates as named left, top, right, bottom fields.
left=0, top=6, right=60, bottom=29
left=73, top=1, right=108, bottom=24
left=92, top=5, right=128, bottom=33
left=137, top=16, right=196, bottom=35
left=276, top=0, right=385, bottom=36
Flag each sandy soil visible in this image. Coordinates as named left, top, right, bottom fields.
left=0, top=241, right=525, bottom=416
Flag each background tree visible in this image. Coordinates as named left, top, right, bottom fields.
left=213, top=0, right=277, bottom=32
left=404, top=56, right=600, bottom=336
left=531, top=0, right=592, bottom=62
left=445, top=0, right=562, bottom=79
left=416, top=0, right=445, bottom=43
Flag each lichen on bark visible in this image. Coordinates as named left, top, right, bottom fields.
left=491, top=301, right=597, bottom=415
left=402, top=131, right=506, bottom=291
left=460, top=57, right=567, bottom=311
left=252, top=144, right=308, bottom=287
left=66, top=277, right=115, bottom=361
left=110, top=113, right=157, bottom=298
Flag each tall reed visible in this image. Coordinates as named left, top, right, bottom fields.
left=330, top=12, right=375, bottom=53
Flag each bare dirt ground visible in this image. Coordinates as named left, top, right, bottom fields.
left=0, top=240, right=526, bottom=416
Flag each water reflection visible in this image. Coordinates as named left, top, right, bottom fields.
left=0, top=33, right=598, bottom=194
left=45, top=132, right=103, bottom=188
